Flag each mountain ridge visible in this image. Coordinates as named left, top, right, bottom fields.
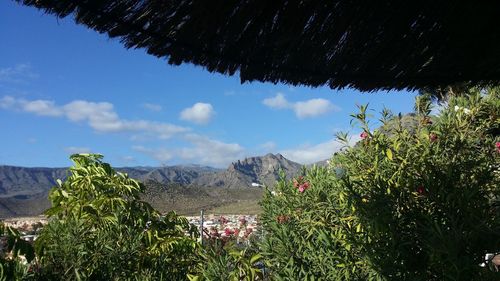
left=0, top=153, right=321, bottom=195
left=192, top=153, right=303, bottom=188
left=0, top=154, right=328, bottom=217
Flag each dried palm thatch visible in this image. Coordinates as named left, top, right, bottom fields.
left=16, top=1, right=500, bottom=92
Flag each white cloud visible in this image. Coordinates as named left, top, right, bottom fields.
left=0, top=96, right=16, bottom=109
left=133, top=134, right=245, bottom=167
left=259, top=141, right=277, bottom=151
left=1, top=96, right=63, bottom=116
left=64, top=146, right=91, bottom=154
left=180, top=102, right=215, bottom=125
left=142, top=103, right=162, bottom=112
left=132, top=146, right=173, bottom=162
left=0, top=96, right=189, bottom=139
left=23, top=100, right=63, bottom=116
left=178, top=134, right=245, bottom=167
left=121, top=156, right=135, bottom=164
left=63, top=100, right=118, bottom=130
left=262, top=93, right=290, bottom=109
left=280, top=135, right=360, bottom=164
left=0, top=64, right=39, bottom=83
left=293, top=99, right=338, bottom=119
left=262, top=93, right=340, bottom=118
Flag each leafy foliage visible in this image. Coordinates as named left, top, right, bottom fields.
left=260, top=167, right=378, bottom=280
left=189, top=243, right=263, bottom=281
left=260, top=88, right=500, bottom=280
left=3, top=154, right=264, bottom=281
left=35, top=154, right=200, bottom=280
left=0, top=223, right=35, bottom=281
left=3, top=89, right=499, bottom=280
left=189, top=216, right=263, bottom=281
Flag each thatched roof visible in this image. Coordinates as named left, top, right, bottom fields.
left=16, top=1, right=500, bottom=92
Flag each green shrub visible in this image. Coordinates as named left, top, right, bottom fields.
left=0, top=223, right=35, bottom=281
left=189, top=243, right=262, bottom=281
left=260, top=167, right=378, bottom=281
left=189, top=216, right=263, bottom=281
left=261, top=89, right=500, bottom=281
left=35, top=154, right=200, bottom=280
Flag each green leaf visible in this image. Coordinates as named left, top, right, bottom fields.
left=61, top=189, right=69, bottom=198
left=386, top=148, right=393, bottom=160
left=187, top=274, right=201, bottom=281
left=250, top=253, right=262, bottom=264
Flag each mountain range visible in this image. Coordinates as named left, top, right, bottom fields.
left=0, top=154, right=326, bottom=217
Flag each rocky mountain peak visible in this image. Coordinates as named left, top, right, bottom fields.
left=200, top=153, right=303, bottom=188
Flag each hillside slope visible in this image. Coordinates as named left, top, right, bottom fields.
left=0, top=154, right=310, bottom=217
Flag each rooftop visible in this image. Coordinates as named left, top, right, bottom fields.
left=17, top=1, right=500, bottom=92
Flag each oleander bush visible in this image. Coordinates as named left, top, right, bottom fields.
left=260, top=88, right=500, bottom=281
left=260, top=167, right=378, bottom=281
left=188, top=216, right=263, bottom=281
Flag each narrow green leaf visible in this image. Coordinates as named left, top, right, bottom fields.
left=386, top=148, right=393, bottom=160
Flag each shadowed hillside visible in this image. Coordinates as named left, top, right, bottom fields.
left=0, top=154, right=319, bottom=217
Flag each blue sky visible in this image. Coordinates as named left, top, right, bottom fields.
left=0, top=1, right=417, bottom=168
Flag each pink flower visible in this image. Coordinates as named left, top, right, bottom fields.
left=293, top=176, right=304, bottom=189
left=224, top=228, right=234, bottom=236
left=298, top=182, right=310, bottom=193
left=417, top=185, right=425, bottom=195
left=429, top=133, right=438, bottom=142
left=234, top=228, right=240, bottom=236
left=496, top=142, right=500, bottom=152
left=360, top=131, right=369, bottom=139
